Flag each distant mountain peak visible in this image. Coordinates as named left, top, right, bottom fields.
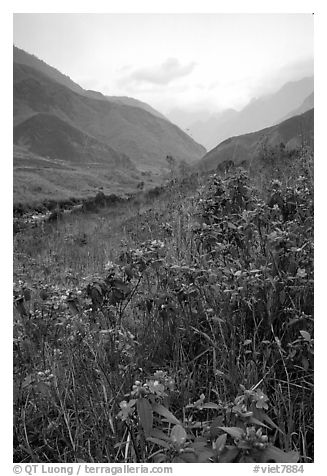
left=182, top=76, right=314, bottom=150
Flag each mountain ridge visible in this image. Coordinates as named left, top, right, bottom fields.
left=13, top=46, right=206, bottom=205
left=198, top=108, right=314, bottom=172
left=14, top=60, right=206, bottom=171
left=13, top=46, right=168, bottom=121
left=173, top=77, right=313, bottom=150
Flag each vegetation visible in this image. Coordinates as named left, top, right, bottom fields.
left=13, top=147, right=313, bottom=463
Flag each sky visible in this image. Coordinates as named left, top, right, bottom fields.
left=13, top=13, right=313, bottom=117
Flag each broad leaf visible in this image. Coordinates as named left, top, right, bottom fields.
left=170, top=424, right=187, bottom=446
left=219, top=447, right=240, bottom=463
left=152, top=403, right=181, bottom=425
left=146, top=437, right=171, bottom=449
left=214, top=433, right=227, bottom=453
left=150, top=428, right=171, bottom=442
left=137, top=398, right=153, bottom=437
left=179, top=452, right=198, bottom=463
left=300, top=330, right=311, bottom=342
left=248, top=416, right=271, bottom=429
left=219, top=426, right=245, bottom=440
left=258, top=446, right=300, bottom=463
left=197, top=448, right=215, bottom=462
left=201, top=402, right=220, bottom=410
left=152, top=454, right=167, bottom=463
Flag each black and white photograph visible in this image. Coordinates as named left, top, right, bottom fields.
left=10, top=5, right=316, bottom=471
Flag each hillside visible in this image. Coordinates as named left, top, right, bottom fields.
left=14, top=112, right=135, bottom=168
left=107, top=96, right=167, bottom=120
left=13, top=60, right=205, bottom=171
left=13, top=46, right=167, bottom=119
left=198, top=108, right=313, bottom=172
left=281, top=92, right=314, bottom=121
left=184, top=77, right=313, bottom=150
left=13, top=112, right=139, bottom=204
left=13, top=47, right=206, bottom=205
left=14, top=148, right=313, bottom=463
left=13, top=143, right=144, bottom=207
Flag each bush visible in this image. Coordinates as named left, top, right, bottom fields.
left=13, top=149, right=313, bottom=462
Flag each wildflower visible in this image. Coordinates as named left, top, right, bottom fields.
left=253, top=389, right=269, bottom=410
left=118, top=400, right=136, bottom=421
left=296, top=268, right=307, bottom=278
left=105, top=261, right=115, bottom=271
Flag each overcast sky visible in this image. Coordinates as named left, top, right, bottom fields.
left=13, top=13, right=313, bottom=115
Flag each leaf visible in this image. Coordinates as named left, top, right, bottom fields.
left=219, top=446, right=240, bottom=463
left=258, top=446, right=300, bottom=463
left=209, top=416, right=224, bottom=439
left=243, top=339, right=252, bottom=346
left=191, top=438, right=207, bottom=450
left=296, top=268, right=307, bottom=278
left=150, top=428, right=171, bottom=442
left=254, top=409, right=284, bottom=434
left=35, top=382, right=51, bottom=396
left=300, top=330, right=311, bottom=342
left=247, top=416, right=271, bottom=429
left=197, top=448, right=215, bottom=462
left=214, top=433, right=227, bottom=453
left=93, top=283, right=103, bottom=295
left=228, top=222, right=238, bottom=230
left=152, top=453, right=167, bottom=463
left=151, top=260, right=163, bottom=270
left=301, top=356, right=309, bottom=371
left=219, top=426, right=245, bottom=440
left=170, top=424, right=187, bottom=446
left=137, top=398, right=153, bottom=437
left=146, top=437, right=171, bottom=449
left=178, top=451, right=198, bottom=463
left=22, top=374, right=35, bottom=389
left=172, top=456, right=186, bottom=463
left=152, top=403, right=181, bottom=425
left=201, top=402, right=220, bottom=410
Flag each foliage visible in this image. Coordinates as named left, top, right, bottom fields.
left=13, top=148, right=313, bottom=463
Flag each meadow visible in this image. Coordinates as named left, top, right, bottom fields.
left=13, top=148, right=313, bottom=463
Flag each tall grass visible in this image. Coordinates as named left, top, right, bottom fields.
left=13, top=149, right=313, bottom=463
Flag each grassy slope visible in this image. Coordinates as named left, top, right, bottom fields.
left=14, top=62, right=206, bottom=170
left=13, top=145, right=150, bottom=206
left=14, top=149, right=313, bottom=463
left=198, top=108, right=314, bottom=172
left=14, top=46, right=167, bottom=120
left=13, top=60, right=205, bottom=205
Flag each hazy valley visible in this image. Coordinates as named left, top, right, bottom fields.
left=13, top=23, right=314, bottom=466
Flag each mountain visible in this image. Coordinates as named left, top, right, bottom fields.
left=14, top=46, right=167, bottom=121
left=14, top=112, right=134, bottom=168
left=107, top=96, right=167, bottom=120
left=184, top=77, right=314, bottom=150
left=185, top=109, right=239, bottom=150
left=281, top=92, right=314, bottom=122
left=13, top=45, right=86, bottom=95
left=13, top=47, right=206, bottom=204
left=167, top=108, right=214, bottom=131
left=198, top=108, right=313, bottom=173
left=13, top=50, right=205, bottom=170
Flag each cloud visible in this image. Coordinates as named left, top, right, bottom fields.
left=118, top=58, right=196, bottom=87
left=247, top=57, right=314, bottom=98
